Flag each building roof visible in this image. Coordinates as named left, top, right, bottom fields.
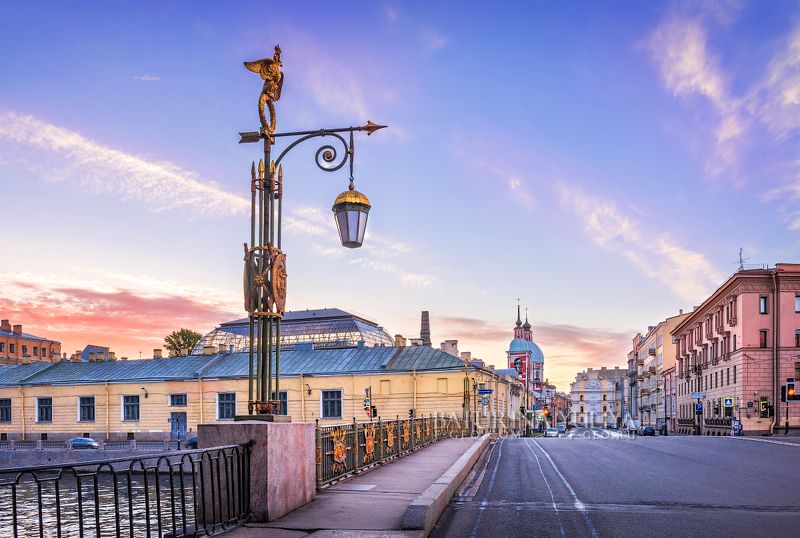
left=0, top=345, right=471, bottom=386
left=193, top=308, right=394, bottom=354
left=0, top=329, right=57, bottom=343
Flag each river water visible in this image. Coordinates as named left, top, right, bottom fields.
left=0, top=473, right=199, bottom=537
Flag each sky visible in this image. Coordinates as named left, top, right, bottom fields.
left=1, top=1, right=799, bottom=392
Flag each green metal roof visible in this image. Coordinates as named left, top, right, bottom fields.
left=0, top=346, right=469, bottom=386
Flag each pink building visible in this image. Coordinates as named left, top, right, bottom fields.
left=663, top=365, right=676, bottom=433
left=673, top=264, right=800, bottom=436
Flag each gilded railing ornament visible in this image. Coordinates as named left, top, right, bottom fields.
left=385, top=422, right=395, bottom=454
left=402, top=421, right=410, bottom=447
left=362, top=424, right=376, bottom=464
left=330, top=428, right=348, bottom=474
left=425, top=418, right=431, bottom=438
left=415, top=420, right=422, bottom=440
left=244, top=45, right=283, bottom=140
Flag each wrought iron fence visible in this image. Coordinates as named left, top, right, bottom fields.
left=315, top=414, right=468, bottom=488
left=0, top=443, right=251, bottom=537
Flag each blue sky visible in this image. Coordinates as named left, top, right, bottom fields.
left=1, top=1, right=799, bottom=390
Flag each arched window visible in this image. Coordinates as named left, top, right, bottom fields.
left=580, top=395, right=584, bottom=401
left=603, top=394, right=608, bottom=401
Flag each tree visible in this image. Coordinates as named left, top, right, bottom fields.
left=164, top=329, right=203, bottom=356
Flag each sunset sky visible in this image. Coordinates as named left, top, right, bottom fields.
left=1, top=1, right=799, bottom=391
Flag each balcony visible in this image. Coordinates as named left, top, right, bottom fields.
left=648, top=366, right=656, bottom=374
left=648, top=347, right=656, bottom=356
left=636, top=358, right=644, bottom=366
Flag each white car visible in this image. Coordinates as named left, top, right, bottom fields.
left=544, top=427, right=559, bottom=438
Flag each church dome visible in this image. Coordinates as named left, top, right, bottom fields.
left=508, top=338, right=544, bottom=363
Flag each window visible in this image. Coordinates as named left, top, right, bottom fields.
left=170, top=394, right=188, bottom=407
left=733, top=366, right=737, bottom=384
left=217, top=393, right=236, bottom=420
left=715, top=372, right=718, bottom=388
left=37, top=397, right=52, bottom=422
left=795, top=330, right=800, bottom=348
left=271, top=390, right=288, bottom=416
left=321, top=390, right=342, bottom=419
left=602, top=394, right=607, bottom=401
left=580, top=395, right=584, bottom=401
left=21, top=345, right=27, bottom=356
left=9, top=343, right=15, bottom=354
left=0, top=399, right=10, bottom=422
left=759, top=296, right=768, bottom=314
left=79, top=396, right=95, bottom=422
left=760, top=330, right=768, bottom=348
left=122, top=395, right=140, bottom=421
left=33, top=347, right=38, bottom=356
left=733, top=334, right=737, bottom=351
left=603, top=405, right=607, bottom=412
left=580, top=405, right=584, bottom=413
left=0, top=343, right=4, bottom=352
left=795, top=295, right=800, bottom=313
left=727, top=368, right=730, bottom=386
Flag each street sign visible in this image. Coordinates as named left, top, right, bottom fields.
left=478, top=389, right=493, bottom=395
left=691, top=391, right=706, bottom=399
left=723, top=397, right=734, bottom=407
left=481, top=396, right=489, bottom=405
left=695, top=402, right=703, bottom=413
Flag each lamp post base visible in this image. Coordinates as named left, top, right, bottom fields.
left=235, top=414, right=292, bottom=423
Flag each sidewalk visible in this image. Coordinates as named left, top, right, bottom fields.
left=230, top=436, right=481, bottom=538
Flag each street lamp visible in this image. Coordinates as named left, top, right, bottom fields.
left=237, top=45, right=387, bottom=419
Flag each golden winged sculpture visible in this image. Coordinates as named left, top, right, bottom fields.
left=244, top=45, right=284, bottom=139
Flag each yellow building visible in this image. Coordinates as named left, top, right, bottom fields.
left=0, top=346, right=522, bottom=441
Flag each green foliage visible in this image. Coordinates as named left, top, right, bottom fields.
left=164, top=328, right=203, bottom=355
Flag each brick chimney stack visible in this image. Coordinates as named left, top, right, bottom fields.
left=12, top=324, right=22, bottom=335
left=0, top=320, right=10, bottom=332
left=153, top=348, right=163, bottom=359
left=420, top=311, right=431, bottom=347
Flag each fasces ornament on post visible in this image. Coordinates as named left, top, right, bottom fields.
left=244, top=45, right=283, bottom=139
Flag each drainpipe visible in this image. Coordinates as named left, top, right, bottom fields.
left=771, top=270, right=780, bottom=435
left=412, top=370, right=417, bottom=412
left=300, top=374, right=306, bottom=422
left=19, top=386, right=25, bottom=441
left=199, top=378, right=204, bottom=424
left=105, top=381, right=110, bottom=440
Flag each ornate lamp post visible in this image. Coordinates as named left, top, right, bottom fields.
left=237, top=45, right=387, bottom=419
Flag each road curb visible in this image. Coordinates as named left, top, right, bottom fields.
left=401, top=434, right=491, bottom=535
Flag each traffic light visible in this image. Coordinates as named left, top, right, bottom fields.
left=408, top=409, right=415, bottom=418
left=759, top=399, right=768, bottom=418
left=371, top=405, right=377, bottom=418
left=788, top=379, right=799, bottom=400
left=782, top=385, right=787, bottom=403
left=543, top=407, right=550, bottom=417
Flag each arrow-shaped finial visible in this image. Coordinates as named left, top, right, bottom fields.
left=361, top=120, right=388, bottom=135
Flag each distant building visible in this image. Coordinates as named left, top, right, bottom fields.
left=81, top=345, right=110, bottom=362
left=663, top=365, right=677, bottom=433
left=630, top=312, right=689, bottom=428
left=0, top=319, right=61, bottom=365
left=506, top=305, right=545, bottom=406
left=570, top=367, right=628, bottom=427
left=673, top=263, right=800, bottom=436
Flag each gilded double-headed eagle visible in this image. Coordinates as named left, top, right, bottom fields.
left=244, top=45, right=284, bottom=138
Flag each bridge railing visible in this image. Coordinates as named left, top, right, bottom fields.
left=315, top=414, right=469, bottom=488
left=0, top=443, right=251, bottom=537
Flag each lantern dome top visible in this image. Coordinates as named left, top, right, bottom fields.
left=333, top=188, right=370, bottom=207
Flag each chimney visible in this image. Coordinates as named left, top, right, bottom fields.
left=12, top=324, right=22, bottom=335
left=394, top=334, right=407, bottom=347
left=0, top=320, right=10, bottom=332
left=108, top=351, right=116, bottom=361
left=168, top=349, right=177, bottom=358
left=88, top=352, right=96, bottom=362
left=120, top=356, right=128, bottom=361
left=679, top=309, right=684, bottom=315
left=218, top=344, right=226, bottom=354
left=420, top=311, right=431, bottom=347
left=180, top=347, right=189, bottom=357
left=153, top=348, right=163, bottom=359
left=203, top=345, right=216, bottom=356
left=62, top=353, right=67, bottom=360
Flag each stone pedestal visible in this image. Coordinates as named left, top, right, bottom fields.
left=199, top=421, right=316, bottom=521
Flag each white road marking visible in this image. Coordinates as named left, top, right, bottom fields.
left=524, top=439, right=566, bottom=537
left=531, top=438, right=599, bottom=538
left=729, top=436, right=800, bottom=447
left=469, top=437, right=505, bottom=538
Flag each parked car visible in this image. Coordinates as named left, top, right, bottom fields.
left=556, top=423, right=566, bottom=433
left=69, top=437, right=99, bottom=449
left=544, top=427, right=559, bottom=438
left=186, top=436, right=198, bottom=449
left=640, top=426, right=656, bottom=436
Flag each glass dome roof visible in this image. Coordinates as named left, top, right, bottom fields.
left=192, top=308, right=394, bottom=354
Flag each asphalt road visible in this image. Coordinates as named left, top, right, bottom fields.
left=431, top=428, right=800, bottom=538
